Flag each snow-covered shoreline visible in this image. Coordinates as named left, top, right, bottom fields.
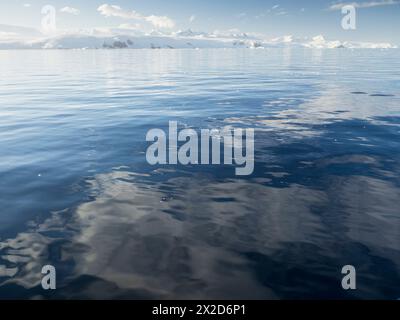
left=0, top=25, right=397, bottom=50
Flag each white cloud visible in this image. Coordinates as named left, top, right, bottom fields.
left=97, top=4, right=141, bottom=19
left=189, top=15, right=196, bottom=23
left=329, top=0, right=400, bottom=10
left=118, top=23, right=142, bottom=30
left=23, top=4, right=31, bottom=8
left=97, top=4, right=175, bottom=29
left=60, top=6, right=80, bottom=15
left=0, top=31, right=18, bottom=40
left=145, top=15, right=175, bottom=29
left=270, top=4, right=288, bottom=16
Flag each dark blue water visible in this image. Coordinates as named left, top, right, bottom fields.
left=0, top=48, right=399, bottom=299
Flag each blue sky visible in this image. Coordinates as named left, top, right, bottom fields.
left=2, top=0, right=400, bottom=43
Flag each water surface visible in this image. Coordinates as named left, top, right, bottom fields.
left=0, top=48, right=399, bottom=299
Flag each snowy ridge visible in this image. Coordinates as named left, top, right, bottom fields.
left=0, top=25, right=397, bottom=50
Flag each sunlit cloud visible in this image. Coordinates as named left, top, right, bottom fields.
left=118, top=23, right=142, bottom=30
left=97, top=4, right=141, bottom=19
left=146, top=15, right=175, bottom=29
left=97, top=4, right=175, bottom=29
left=60, top=6, right=80, bottom=15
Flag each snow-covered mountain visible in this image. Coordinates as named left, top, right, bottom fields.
left=0, top=25, right=397, bottom=50
left=303, top=35, right=395, bottom=49
left=31, top=34, right=235, bottom=50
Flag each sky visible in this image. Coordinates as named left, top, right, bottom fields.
left=1, top=0, right=399, bottom=44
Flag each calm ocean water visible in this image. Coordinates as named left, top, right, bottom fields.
left=0, top=48, right=399, bottom=299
